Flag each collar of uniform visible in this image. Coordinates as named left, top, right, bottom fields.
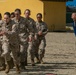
left=37, top=20, right=43, bottom=23
left=25, top=17, right=31, bottom=20
left=14, top=16, right=23, bottom=23
left=14, top=16, right=22, bottom=22
left=4, top=20, right=11, bottom=26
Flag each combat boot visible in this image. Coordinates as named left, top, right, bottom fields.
left=35, top=56, right=40, bottom=64
left=25, top=57, right=27, bottom=66
left=40, top=59, right=44, bottom=64
left=0, top=57, right=6, bottom=71
left=31, top=59, right=35, bottom=66
left=20, top=62, right=26, bottom=70
left=9, top=57, right=14, bottom=69
left=5, top=61, right=10, bottom=73
left=0, top=63, right=6, bottom=71
left=40, top=55, right=44, bottom=64
left=14, top=63, right=20, bottom=74
left=36, top=59, right=41, bottom=64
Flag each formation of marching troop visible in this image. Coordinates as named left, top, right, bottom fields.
left=0, top=8, right=48, bottom=74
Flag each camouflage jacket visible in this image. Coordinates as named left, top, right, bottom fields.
left=35, top=21, right=48, bottom=37
left=0, top=20, right=3, bottom=42
left=13, top=17, right=36, bottom=42
left=0, top=20, right=19, bottom=44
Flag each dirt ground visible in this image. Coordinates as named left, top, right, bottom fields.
left=0, top=32, right=76, bottom=75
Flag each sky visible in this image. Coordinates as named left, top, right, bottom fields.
left=66, top=0, right=76, bottom=6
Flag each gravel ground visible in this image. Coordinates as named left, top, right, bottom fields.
left=0, top=32, right=76, bottom=75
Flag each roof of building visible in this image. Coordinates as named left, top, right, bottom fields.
left=40, top=0, right=73, bottom=2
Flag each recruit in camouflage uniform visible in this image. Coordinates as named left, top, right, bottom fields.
left=0, top=12, right=20, bottom=74
left=13, top=8, right=35, bottom=69
left=0, top=14, right=5, bottom=70
left=26, top=17, right=36, bottom=66
left=24, top=9, right=37, bottom=66
left=0, top=20, right=5, bottom=70
left=13, top=16, right=29, bottom=69
left=35, top=13, right=48, bottom=63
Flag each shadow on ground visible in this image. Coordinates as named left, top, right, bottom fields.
left=5, top=63, right=76, bottom=75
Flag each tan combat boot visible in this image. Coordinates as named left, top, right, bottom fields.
left=9, top=57, right=14, bottom=69
left=40, top=59, right=44, bottom=64
left=31, top=59, right=35, bottom=66
left=25, top=56, right=27, bottom=66
left=5, top=61, right=10, bottom=73
left=20, top=62, right=26, bottom=70
left=36, top=58, right=40, bottom=64
left=14, top=63, right=20, bottom=74
left=35, top=56, right=40, bottom=64
left=40, top=55, right=44, bottom=64
left=0, top=63, right=6, bottom=71
left=0, top=57, right=6, bottom=71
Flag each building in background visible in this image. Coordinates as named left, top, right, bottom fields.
left=0, top=0, right=73, bottom=31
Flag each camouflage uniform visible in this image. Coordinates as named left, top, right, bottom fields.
left=13, top=17, right=35, bottom=67
left=26, top=17, right=37, bottom=65
left=0, top=20, right=20, bottom=73
left=0, top=20, right=4, bottom=67
left=35, top=21, right=48, bottom=63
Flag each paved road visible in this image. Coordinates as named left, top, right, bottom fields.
left=0, top=32, right=76, bottom=75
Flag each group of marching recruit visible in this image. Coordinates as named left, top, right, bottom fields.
left=0, top=8, right=48, bottom=74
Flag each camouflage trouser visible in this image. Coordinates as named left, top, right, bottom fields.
left=0, top=41, right=2, bottom=56
left=34, top=40, right=39, bottom=59
left=0, top=42, right=5, bottom=67
left=20, top=41, right=28, bottom=63
left=28, top=41, right=36, bottom=60
left=40, top=37, right=46, bottom=58
left=2, top=41, right=20, bottom=65
left=0, top=57, right=5, bottom=67
left=35, top=36, right=46, bottom=59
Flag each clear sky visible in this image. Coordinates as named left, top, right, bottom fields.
left=66, top=0, right=76, bottom=6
